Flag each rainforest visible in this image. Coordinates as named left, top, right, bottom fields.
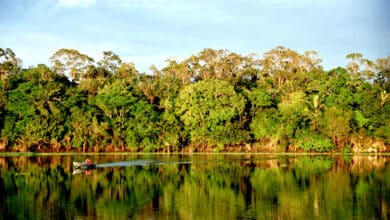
left=0, top=46, right=389, bottom=153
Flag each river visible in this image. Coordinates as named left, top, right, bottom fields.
left=0, top=154, right=389, bottom=219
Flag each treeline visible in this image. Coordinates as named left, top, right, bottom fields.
left=0, top=46, right=389, bottom=152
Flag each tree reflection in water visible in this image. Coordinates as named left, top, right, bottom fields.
left=0, top=155, right=389, bottom=219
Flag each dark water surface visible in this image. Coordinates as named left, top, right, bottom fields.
left=0, top=154, right=389, bottom=219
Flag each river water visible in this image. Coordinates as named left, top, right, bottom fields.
left=0, top=154, right=389, bottom=219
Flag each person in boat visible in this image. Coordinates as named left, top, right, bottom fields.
left=85, top=158, right=93, bottom=164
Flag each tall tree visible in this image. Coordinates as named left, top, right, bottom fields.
left=346, top=53, right=376, bottom=80
left=375, top=55, right=390, bottom=91
left=50, top=48, right=94, bottom=81
left=184, top=48, right=259, bottom=86
left=0, top=48, right=21, bottom=80
left=97, top=51, right=122, bottom=74
left=259, top=46, right=322, bottom=93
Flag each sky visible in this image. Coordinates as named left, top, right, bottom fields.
left=0, top=0, right=389, bottom=73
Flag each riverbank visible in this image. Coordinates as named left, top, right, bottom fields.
left=1, top=140, right=389, bottom=154
left=1, top=151, right=390, bottom=157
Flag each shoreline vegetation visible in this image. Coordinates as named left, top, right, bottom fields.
left=0, top=47, right=389, bottom=153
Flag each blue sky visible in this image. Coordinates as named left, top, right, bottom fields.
left=1, top=0, right=389, bottom=73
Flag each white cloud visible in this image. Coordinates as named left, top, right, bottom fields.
left=58, top=0, right=96, bottom=8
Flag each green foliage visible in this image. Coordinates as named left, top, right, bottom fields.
left=68, top=105, right=99, bottom=148
left=276, top=91, right=310, bottom=139
left=354, top=110, right=369, bottom=129
left=3, top=65, right=71, bottom=148
left=295, top=131, right=334, bottom=152
left=91, top=79, right=161, bottom=151
left=0, top=47, right=389, bottom=152
left=175, top=79, right=248, bottom=147
left=93, top=80, right=138, bottom=118
left=0, top=81, right=6, bottom=128
left=246, top=88, right=273, bottom=113
left=374, top=118, right=390, bottom=144
left=250, top=108, right=281, bottom=140
left=124, top=101, right=161, bottom=151
left=320, top=106, right=352, bottom=147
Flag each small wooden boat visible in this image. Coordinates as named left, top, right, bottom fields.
left=73, top=161, right=96, bottom=169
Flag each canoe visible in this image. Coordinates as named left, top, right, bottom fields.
left=73, top=161, right=96, bottom=169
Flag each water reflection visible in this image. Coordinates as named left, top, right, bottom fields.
left=0, top=155, right=389, bottom=219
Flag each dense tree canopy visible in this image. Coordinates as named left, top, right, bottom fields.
left=0, top=47, right=388, bottom=152
left=175, top=79, right=248, bottom=148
